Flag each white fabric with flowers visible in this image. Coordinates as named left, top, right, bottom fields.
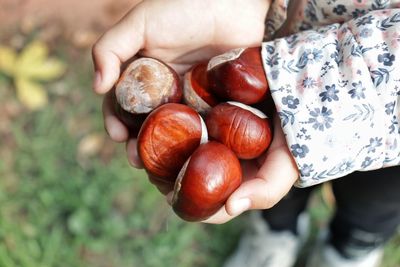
left=262, top=5, right=400, bottom=187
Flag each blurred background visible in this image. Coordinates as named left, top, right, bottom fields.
left=0, top=1, right=399, bottom=267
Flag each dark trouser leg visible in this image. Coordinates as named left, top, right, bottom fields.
left=329, top=166, right=400, bottom=259
left=261, top=186, right=315, bottom=235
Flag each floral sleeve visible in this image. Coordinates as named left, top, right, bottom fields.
left=262, top=9, right=400, bottom=187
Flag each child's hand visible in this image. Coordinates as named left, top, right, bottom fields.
left=199, top=115, right=299, bottom=224
left=92, top=0, right=270, bottom=159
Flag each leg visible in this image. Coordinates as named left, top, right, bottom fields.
left=223, top=186, right=315, bottom=267
left=307, top=166, right=400, bottom=267
left=262, top=186, right=315, bottom=234
left=330, top=166, right=400, bottom=259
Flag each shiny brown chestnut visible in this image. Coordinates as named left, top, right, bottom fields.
left=206, top=102, right=272, bottom=159
left=172, top=141, right=242, bottom=222
left=207, top=47, right=269, bottom=105
left=137, top=103, right=207, bottom=184
left=115, top=57, right=182, bottom=114
left=183, top=62, right=219, bottom=115
left=112, top=93, right=147, bottom=137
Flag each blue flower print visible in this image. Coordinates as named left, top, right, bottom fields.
left=291, top=144, right=309, bottom=158
left=282, top=96, right=300, bottom=109
left=305, top=1, right=318, bottom=22
left=285, top=34, right=299, bottom=47
left=297, top=49, right=323, bottom=68
left=331, top=51, right=341, bottom=65
left=389, top=116, right=399, bottom=134
left=338, top=160, right=354, bottom=173
left=300, top=164, right=314, bottom=177
left=266, top=54, right=281, bottom=67
left=319, top=84, right=339, bottom=102
left=378, top=53, right=395, bottom=66
left=359, top=28, right=373, bottom=38
left=385, top=102, right=395, bottom=115
left=266, top=45, right=275, bottom=54
left=308, top=107, right=334, bottom=131
left=366, top=137, right=383, bottom=153
left=356, top=15, right=374, bottom=26
left=361, top=157, right=374, bottom=168
left=352, top=9, right=367, bottom=19
left=348, top=81, right=366, bottom=99
left=302, top=77, right=318, bottom=89
left=333, top=5, right=347, bottom=15
left=270, top=70, right=280, bottom=80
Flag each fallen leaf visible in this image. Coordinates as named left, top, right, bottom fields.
left=0, top=40, right=67, bottom=110
left=17, top=40, right=48, bottom=68
left=21, top=57, right=66, bottom=81
left=0, top=45, right=17, bottom=76
left=77, top=133, right=105, bottom=158
left=15, top=77, right=48, bottom=110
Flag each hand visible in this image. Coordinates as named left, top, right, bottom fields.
left=200, top=115, right=299, bottom=224
left=92, top=0, right=271, bottom=167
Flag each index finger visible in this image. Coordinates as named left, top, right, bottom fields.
left=92, top=2, right=146, bottom=94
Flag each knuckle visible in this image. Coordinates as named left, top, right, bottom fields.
left=91, top=41, right=103, bottom=59
left=261, top=187, right=280, bottom=209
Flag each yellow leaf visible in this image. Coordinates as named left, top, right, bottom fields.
left=22, top=58, right=66, bottom=81
left=0, top=45, right=17, bottom=76
left=19, top=40, right=48, bottom=65
left=15, top=40, right=66, bottom=81
left=15, top=78, right=48, bottom=110
left=15, top=40, right=48, bottom=78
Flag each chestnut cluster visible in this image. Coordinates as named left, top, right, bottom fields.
left=113, top=47, right=273, bottom=222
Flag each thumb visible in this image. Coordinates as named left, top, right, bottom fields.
left=92, top=3, right=146, bottom=94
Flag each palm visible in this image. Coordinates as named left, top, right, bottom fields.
left=138, top=0, right=269, bottom=74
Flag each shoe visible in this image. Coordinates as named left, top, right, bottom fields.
left=222, top=211, right=309, bottom=267
left=306, top=230, right=384, bottom=267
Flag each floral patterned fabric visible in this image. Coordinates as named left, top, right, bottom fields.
left=262, top=2, right=400, bottom=187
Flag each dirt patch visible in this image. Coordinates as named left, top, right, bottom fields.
left=0, top=0, right=142, bottom=45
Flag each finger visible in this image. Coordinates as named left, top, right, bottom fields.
left=103, top=92, right=129, bottom=142
left=126, top=138, right=144, bottom=168
left=165, top=192, right=237, bottom=224
left=226, top=116, right=299, bottom=216
left=92, top=4, right=146, bottom=94
left=148, top=175, right=174, bottom=195
left=201, top=206, right=236, bottom=224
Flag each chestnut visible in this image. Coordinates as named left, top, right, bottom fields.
left=207, top=47, right=269, bottom=105
left=183, top=62, right=219, bottom=115
left=137, top=103, right=207, bottom=184
left=172, top=141, right=242, bottom=222
left=115, top=57, right=182, bottom=114
left=205, top=102, right=272, bottom=159
left=112, top=93, right=147, bottom=137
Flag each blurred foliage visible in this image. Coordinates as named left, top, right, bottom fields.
left=0, top=41, right=66, bottom=110
left=0, top=36, right=242, bottom=267
left=0, top=33, right=398, bottom=267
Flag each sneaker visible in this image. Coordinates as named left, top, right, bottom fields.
left=223, top=211, right=309, bottom=267
left=306, top=230, right=384, bottom=267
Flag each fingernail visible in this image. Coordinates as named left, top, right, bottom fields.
left=93, top=71, right=102, bottom=91
left=230, top=198, right=251, bottom=216
left=128, top=152, right=143, bottom=169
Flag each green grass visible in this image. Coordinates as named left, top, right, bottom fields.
left=0, top=49, right=243, bottom=267
left=0, top=43, right=399, bottom=267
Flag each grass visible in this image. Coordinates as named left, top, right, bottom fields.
left=0, top=46, right=243, bottom=267
left=0, top=39, right=399, bottom=267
